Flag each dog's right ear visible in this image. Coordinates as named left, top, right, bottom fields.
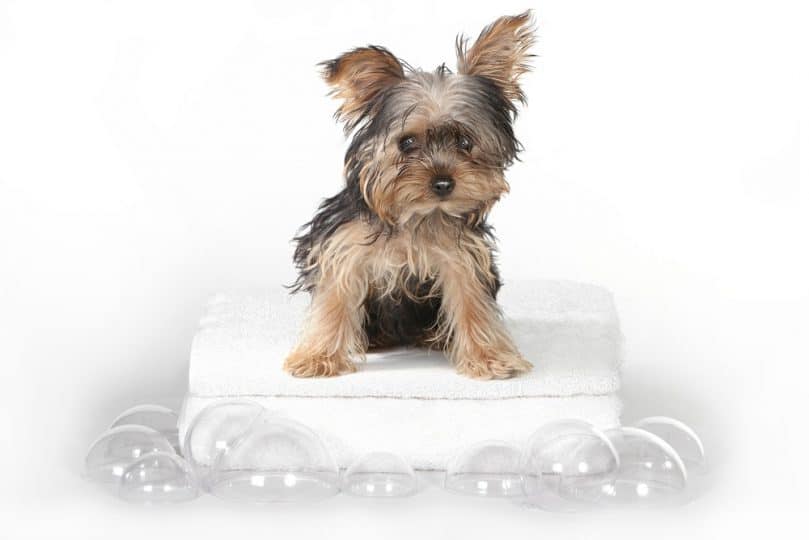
left=319, top=46, right=405, bottom=133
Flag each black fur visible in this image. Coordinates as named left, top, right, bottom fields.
left=363, top=278, right=443, bottom=348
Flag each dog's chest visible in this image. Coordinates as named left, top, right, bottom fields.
left=369, top=233, right=441, bottom=284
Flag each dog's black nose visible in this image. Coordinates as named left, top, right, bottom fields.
left=431, top=176, right=455, bottom=197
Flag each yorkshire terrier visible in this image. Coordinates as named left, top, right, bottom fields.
left=286, top=12, right=536, bottom=379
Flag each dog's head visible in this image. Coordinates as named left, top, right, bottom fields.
left=321, top=11, right=536, bottom=227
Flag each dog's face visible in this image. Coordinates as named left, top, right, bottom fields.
left=321, top=12, right=535, bottom=227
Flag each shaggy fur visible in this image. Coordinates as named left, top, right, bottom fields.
left=287, top=11, right=536, bottom=379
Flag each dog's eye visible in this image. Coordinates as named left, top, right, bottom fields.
left=457, top=136, right=473, bottom=152
left=398, top=135, right=417, bottom=153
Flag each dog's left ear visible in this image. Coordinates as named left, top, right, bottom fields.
left=320, top=46, right=405, bottom=132
left=456, top=11, right=536, bottom=104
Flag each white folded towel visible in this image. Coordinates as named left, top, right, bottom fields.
left=181, top=280, right=623, bottom=470
left=189, top=280, right=623, bottom=399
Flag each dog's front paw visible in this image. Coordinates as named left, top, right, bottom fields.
left=455, top=350, right=532, bottom=380
left=283, top=347, right=357, bottom=378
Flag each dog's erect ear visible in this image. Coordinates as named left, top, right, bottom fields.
left=456, top=11, right=536, bottom=104
left=319, top=46, right=405, bottom=132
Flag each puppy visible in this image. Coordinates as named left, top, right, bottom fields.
left=287, top=12, right=536, bottom=379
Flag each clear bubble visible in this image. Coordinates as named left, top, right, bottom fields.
left=600, top=427, right=687, bottom=506
left=520, top=420, right=620, bottom=512
left=181, top=400, right=265, bottom=483
left=208, top=413, right=339, bottom=503
left=633, top=416, right=706, bottom=475
left=342, top=452, right=417, bottom=497
left=118, top=451, right=199, bottom=504
left=110, top=404, right=180, bottom=452
left=444, top=441, right=524, bottom=497
left=84, top=425, right=175, bottom=484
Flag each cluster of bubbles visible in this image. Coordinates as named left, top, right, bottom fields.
left=84, top=401, right=705, bottom=509
left=450, top=417, right=706, bottom=511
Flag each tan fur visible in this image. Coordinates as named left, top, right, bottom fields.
left=321, top=47, right=404, bottom=130
left=285, top=214, right=531, bottom=379
left=284, top=222, right=371, bottom=377
left=456, top=11, right=536, bottom=103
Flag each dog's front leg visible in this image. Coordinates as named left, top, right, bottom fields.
left=438, top=258, right=532, bottom=380
left=284, top=269, right=369, bottom=378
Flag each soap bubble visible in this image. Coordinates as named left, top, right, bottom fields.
left=444, top=441, right=524, bottom=497
left=208, top=413, right=339, bottom=503
left=181, top=400, right=265, bottom=483
left=342, top=452, right=417, bottom=497
left=520, top=420, right=619, bottom=512
left=84, top=425, right=175, bottom=484
left=600, top=427, right=687, bottom=506
left=118, top=451, right=199, bottom=504
left=633, top=416, right=706, bottom=474
left=110, top=404, right=180, bottom=451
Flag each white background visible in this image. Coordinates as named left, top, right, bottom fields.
left=1, top=0, right=807, bottom=537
